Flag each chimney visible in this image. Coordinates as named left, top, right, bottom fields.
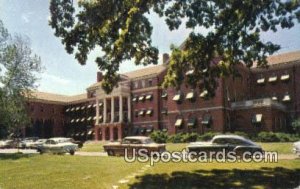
left=163, top=53, right=170, bottom=64
left=97, top=72, right=103, bottom=82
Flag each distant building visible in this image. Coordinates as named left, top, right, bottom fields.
left=23, top=50, right=300, bottom=140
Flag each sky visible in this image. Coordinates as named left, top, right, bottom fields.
left=0, top=0, right=300, bottom=95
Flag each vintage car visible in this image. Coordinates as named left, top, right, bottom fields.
left=0, top=139, right=14, bottom=149
left=187, top=135, right=263, bottom=157
left=18, top=137, right=39, bottom=149
left=103, top=136, right=166, bottom=156
left=37, top=137, right=78, bottom=155
left=26, top=139, right=47, bottom=149
left=293, top=141, right=300, bottom=156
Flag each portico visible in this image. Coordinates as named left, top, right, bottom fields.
left=94, top=82, right=131, bottom=141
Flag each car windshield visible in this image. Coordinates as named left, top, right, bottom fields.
left=213, top=137, right=254, bottom=146
left=45, top=140, right=57, bottom=145
left=143, top=138, right=154, bottom=144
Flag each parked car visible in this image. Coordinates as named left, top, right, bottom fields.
left=187, top=135, right=263, bottom=157
left=18, top=137, right=39, bottom=149
left=26, top=139, right=47, bottom=149
left=37, top=137, right=78, bottom=155
left=293, top=141, right=300, bottom=156
left=103, top=136, right=166, bottom=156
left=0, top=139, right=14, bottom=149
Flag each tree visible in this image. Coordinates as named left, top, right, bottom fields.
left=0, top=20, right=42, bottom=138
left=49, top=0, right=300, bottom=94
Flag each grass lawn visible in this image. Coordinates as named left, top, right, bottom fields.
left=126, top=160, right=300, bottom=189
left=79, top=141, right=107, bottom=152
left=0, top=154, right=145, bottom=189
left=1, top=152, right=299, bottom=189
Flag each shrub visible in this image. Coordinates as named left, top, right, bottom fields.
left=182, top=132, right=199, bottom=142
left=197, top=132, right=220, bottom=141
left=257, top=132, right=280, bottom=142
left=167, top=133, right=185, bottom=143
left=150, top=131, right=168, bottom=143
left=275, top=132, right=299, bottom=142
left=232, top=131, right=249, bottom=139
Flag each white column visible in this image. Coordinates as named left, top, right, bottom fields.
left=119, top=96, right=123, bottom=123
left=103, top=98, right=107, bottom=123
left=95, top=98, right=99, bottom=125
left=127, top=96, right=131, bottom=122
left=111, top=97, right=114, bottom=123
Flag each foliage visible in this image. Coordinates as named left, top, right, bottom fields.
left=257, top=132, right=280, bottom=142
left=167, top=133, right=185, bottom=143
left=50, top=0, right=300, bottom=94
left=291, top=118, right=300, bottom=135
left=149, top=130, right=169, bottom=143
left=0, top=20, right=42, bottom=137
left=182, top=132, right=199, bottom=142
left=197, top=132, right=220, bottom=141
left=256, top=132, right=299, bottom=142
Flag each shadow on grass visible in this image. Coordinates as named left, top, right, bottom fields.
left=129, top=167, right=300, bottom=189
left=0, top=153, right=36, bottom=160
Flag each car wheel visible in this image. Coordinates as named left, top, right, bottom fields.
left=69, top=150, right=75, bottom=155
left=38, top=150, right=44, bottom=155
left=107, top=150, right=115, bottom=156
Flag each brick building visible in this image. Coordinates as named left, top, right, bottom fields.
left=24, top=50, right=300, bottom=141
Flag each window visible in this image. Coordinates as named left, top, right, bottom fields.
left=173, top=92, right=183, bottom=103
left=161, top=108, right=168, bottom=115
left=146, top=94, right=153, bottom=101
left=138, top=95, right=145, bottom=102
left=139, top=109, right=145, bottom=116
left=271, top=94, right=278, bottom=101
left=141, top=80, right=146, bottom=88
left=280, top=74, right=290, bottom=81
left=146, top=109, right=153, bottom=116
left=134, top=81, right=139, bottom=89
left=132, top=96, right=137, bottom=102
left=252, top=114, right=263, bottom=124
left=186, top=91, right=196, bottom=101
left=161, top=91, right=168, bottom=99
left=175, top=118, right=183, bottom=128
left=140, top=127, right=146, bottom=135
left=199, top=90, right=208, bottom=99
left=187, top=117, right=197, bottom=128
left=31, top=106, right=35, bottom=112
left=148, top=79, right=153, bottom=87
left=282, top=93, right=291, bottom=102
left=257, top=78, right=265, bottom=84
left=146, top=126, right=153, bottom=133
left=185, top=69, right=194, bottom=76
left=40, top=106, right=44, bottom=112
left=268, top=75, right=278, bottom=83
left=134, top=110, right=139, bottom=117
left=201, top=115, right=212, bottom=126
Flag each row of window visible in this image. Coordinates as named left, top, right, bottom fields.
left=257, top=74, right=290, bottom=84
left=65, top=104, right=98, bottom=112
left=132, top=126, right=154, bottom=135
left=172, top=90, right=209, bottom=103
left=134, top=109, right=153, bottom=117
left=133, top=79, right=153, bottom=89
left=70, top=116, right=96, bottom=123
left=132, top=94, right=153, bottom=102
left=174, top=115, right=212, bottom=129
